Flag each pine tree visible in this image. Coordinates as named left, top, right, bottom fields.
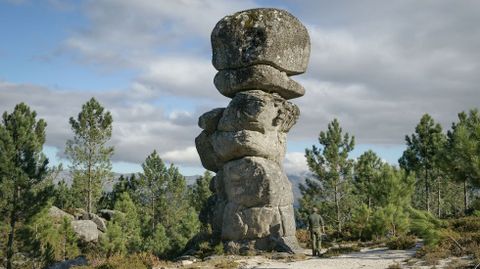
left=98, top=174, right=139, bottom=209
left=189, top=171, right=214, bottom=230
left=100, top=221, right=127, bottom=258
left=350, top=164, right=414, bottom=240
left=138, top=151, right=200, bottom=257
left=65, top=97, right=114, bottom=218
left=299, top=119, right=355, bottom=234
left=0, top=103, right=52, bottom=269
left=354, top=150, right=383, bottom=209
left=445, top=109, right=480, bottom=213
left=113, top=192, right=142, bottom=253
left=399, top=114, right=445, bottom=214
left=60, top=217, right=79, bottom=261
left=190, top=171, right=213, bottom=213
left=138, top=150, right=167, bottom=233
left=53, top=179, right=76, bottom=210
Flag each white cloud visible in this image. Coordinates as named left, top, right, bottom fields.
left=0, top=81, right=200, bottom=168
left=3, top=1, right=480, bottom=175
left=283, top=152, right=309, bottom=175
left=162, top=146, right=200, bottom=166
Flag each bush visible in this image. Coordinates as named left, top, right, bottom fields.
left=449, top=216, right=480, bottom=233
left=76, top=254, right=153, bottom=269
left=386, top=235, right=416, bottom=250
left=295, top=229, right=311, bottom=248
left=321, top=245, right=361, bottom=258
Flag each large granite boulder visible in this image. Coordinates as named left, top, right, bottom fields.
left=214, top=65, right=305, bottom=99
left=217, top=90, right=299, bottom=133
left=221, top=157, right=293, bottom=208
left=198, top=108, right=224, bottom=134
left=211, top=8, right=310, bottom=75
left=210, top=129, right=286, bottom=164
left=221, top=203, right=296, bottom=241
left=195, top=131, right=224, bottom=172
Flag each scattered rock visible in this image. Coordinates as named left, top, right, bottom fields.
left=71, top=220, right=99, bottom=242
left=90, top=213, right=107, bottom=232
left=48, top=206, right=74, bottom=221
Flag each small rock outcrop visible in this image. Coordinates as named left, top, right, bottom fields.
left=196, top=8, right=310, bottom=253
left=48, top=206, right=74, bottom=221
left=72, top=220, right=99, bottom=242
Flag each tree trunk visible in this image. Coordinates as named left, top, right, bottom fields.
left=437, top=179, right=441, bottom=218
left=334, top=184, right=341, bottom=233
left=87, top=177, right=91, bottom=218
left=152, top=196, right=155, bottom=232
left=463, top=178, right=468, bottom=214
left=87, top=152, right=92, bottom=218
left=425, top=169, right=430, bottom=213
left=6, top=187, right=18, bottom=269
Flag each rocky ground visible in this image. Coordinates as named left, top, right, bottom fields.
left=238, top=247, right=418, bottom=269
left=167, top=243, right=476, bottom=269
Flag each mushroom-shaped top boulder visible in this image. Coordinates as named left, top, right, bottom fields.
left=211, top=8, right=310, bottom=75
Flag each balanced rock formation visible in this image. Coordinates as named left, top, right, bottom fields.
left=196, top=8, right=310, bottom=253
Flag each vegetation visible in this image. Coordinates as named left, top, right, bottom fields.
left=65, top=97, right=114, bottom=217
left=1, top=100, right=479, bottom=268
left=299, top=119, right=355, bottom=234
left=296, top=113, right=479, bottom=268
left=0, top=103, right=52, bottom=269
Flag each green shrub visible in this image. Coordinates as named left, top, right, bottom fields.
left=386, top=235, right=416, bottom=250
left=321, top=245, right=361, bottom=258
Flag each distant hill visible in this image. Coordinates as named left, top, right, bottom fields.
left=287, top=171, right=311, bottom=207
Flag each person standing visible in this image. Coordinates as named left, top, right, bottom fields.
left=308, top=207, right=325, bottom=256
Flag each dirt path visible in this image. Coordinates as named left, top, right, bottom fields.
left=239, top=246, right=419, bottom=269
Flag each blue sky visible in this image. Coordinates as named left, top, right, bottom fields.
left=1, top=0, right=479, bottom=176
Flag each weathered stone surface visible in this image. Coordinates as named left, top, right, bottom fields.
left=211, top=198, right=227, bottom=237
left=217, top=90, right=299, bottom=133
left=195, top=131, right=224, bottom=172
left=198, top=108, right=224, bottom=133
left=48, top=206, right=74, bottom=221
left=90, top=213, right=107, bottom=232
left=222, top=157, right=293, bottom=207
left=211, top=130, right=286, bottom=163
left=214, top=65, right=305, bottom=99
left=274, top=236, right=303, bottom=254
left=72, top=220, right=99, bottom=242
left=221, top=203, right=296, bottom=241
left=197, top=7, right=309, bottom=252
left=212, top=8, right=310, bottom=75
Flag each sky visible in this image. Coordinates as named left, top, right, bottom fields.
left=1, top=0, right=479, bottom=176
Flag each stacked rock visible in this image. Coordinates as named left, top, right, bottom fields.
left=195, top=8, right=310, bottom=253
